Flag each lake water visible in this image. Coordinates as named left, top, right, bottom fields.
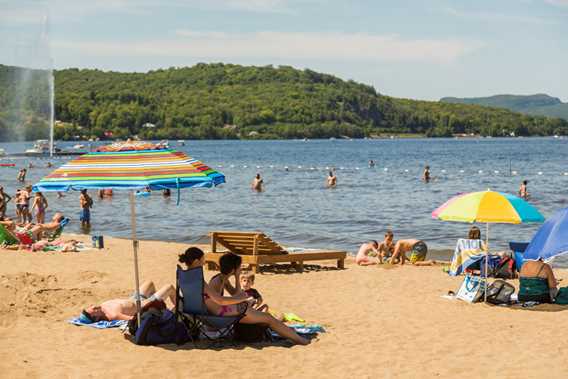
left=1, top=138, right=568, bottom=263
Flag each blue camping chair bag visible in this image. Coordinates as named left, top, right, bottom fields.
left=131, top=309, right=190, bottom=346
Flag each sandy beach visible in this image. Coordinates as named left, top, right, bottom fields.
left=1, top=235, right=567, bottom=379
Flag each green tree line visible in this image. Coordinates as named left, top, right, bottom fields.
left=1, top=63, right=567, bottom=141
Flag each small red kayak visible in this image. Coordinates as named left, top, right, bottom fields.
left=0, top=163, right=16, bottom=167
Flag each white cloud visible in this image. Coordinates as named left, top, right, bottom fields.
left=545, top=0, right=568, bottom=6
left=52, top=30, right=482, bottom=65
left=444, top=6, right=556, bottom=25
left=0, top=0, right=311, bottom=26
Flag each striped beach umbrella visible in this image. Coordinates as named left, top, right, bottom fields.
left=432, top=190, right=544, bottom=301
left=432, top=190, right=544, bottom=224
left=33, top=147, right=225, bottom=193
left=33, top=142, right=225, bottom=324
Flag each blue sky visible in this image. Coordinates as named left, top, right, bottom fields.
left=1, top=0, right=567, bottom=101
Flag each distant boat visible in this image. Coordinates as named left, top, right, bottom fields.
left=329, top=137, right=336, bottom=140
left=0, top=148, right=6, bottom=157
left=73, top=144, right=85, bottom=149
left=177, top=140, right=185, bottom=146
left=25, top=140, right=54, bottom=154
left=14, top=139, right=84, bottom=157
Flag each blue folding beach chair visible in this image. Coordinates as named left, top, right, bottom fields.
left=47, top=217, right=70, bottom=242
left=175, top=265, right=247, bottom=344
left=509, top=242, right=529, bottom=272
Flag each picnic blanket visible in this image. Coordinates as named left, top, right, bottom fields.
left=449, top=239, right=485, bottom=276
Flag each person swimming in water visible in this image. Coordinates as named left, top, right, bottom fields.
left=422, top=166, right=431, bottom=183
left=251, top=173, right=264, bottom=192
left=326, top=170, right=337, bottom=188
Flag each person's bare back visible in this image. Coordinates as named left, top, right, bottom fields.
left=355, top=241, right=379, bottom=265
left=390, top=239, right=427, bottom=265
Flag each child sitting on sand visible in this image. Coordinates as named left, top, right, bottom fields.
left=240, top=271, right=268, bottom=312
left=356, top=230, right=395, bottom=265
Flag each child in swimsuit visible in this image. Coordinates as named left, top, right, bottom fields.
left=31, top=192, right=48, bottom=224
left=240, top=271, right=268, bottom=312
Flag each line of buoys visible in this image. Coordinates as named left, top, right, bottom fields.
left=215, top=164, right=568, bottom=177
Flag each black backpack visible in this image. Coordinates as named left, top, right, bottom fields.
left=128, top=309, right=190, bottom=346
left=233, top=323, right=272, bottom=343
left=486, top=280, right=515, bottom=305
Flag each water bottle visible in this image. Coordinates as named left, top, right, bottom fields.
left=98, top=235, right=104, bottom=249
left=91, top=235, right=98, bottom=248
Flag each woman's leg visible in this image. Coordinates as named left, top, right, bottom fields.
left=240, top=308, right=309, bottom=345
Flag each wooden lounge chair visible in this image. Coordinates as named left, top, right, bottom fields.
left=205, top=231, right=346, bottom=273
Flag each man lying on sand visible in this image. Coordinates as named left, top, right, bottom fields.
left=81, top=281, right=175, bottom=322
left=356, top=230, right=395, bottom=265
left=389, top=239, right=433, bottom=265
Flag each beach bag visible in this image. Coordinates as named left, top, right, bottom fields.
left=457, top=275, right=485, bottom=303
left=130, top=309, right=190, bottom=346
left=494, top=257, right=516, bottom=280
left=478, top=255, right=501, bottom=277
left=233, top=323, right=271, bottom=343
left=554, top=287, right=568, bottom=305
left=486, top=280, right=515, bottom=305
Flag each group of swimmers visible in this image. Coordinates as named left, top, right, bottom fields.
left=81, top=247, right=310, bottom=345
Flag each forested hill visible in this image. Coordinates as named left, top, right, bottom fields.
left=440, top=94, right=568, bottom=122
left=1, top=63, right=568, bottom=141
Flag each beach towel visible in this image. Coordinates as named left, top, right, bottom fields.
left=270, top=324, right=325, bottom=339
left=33, top=240, right=90, bottom=253
left=449, top=239, right=485, bottom=276
left=68, top=317, right=128, bottom=329
left=286, top=324, right=325, bottom=334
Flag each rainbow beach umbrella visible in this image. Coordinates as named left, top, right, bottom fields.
left=33, top=141, right=225, bottom=324
left=432, top=190, right=544, bottom=300
left=432, top=190, right=544, bottom=224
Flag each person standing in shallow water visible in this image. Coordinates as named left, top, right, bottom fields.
left=422, top=165, right=431, bottom=183
left=79, top=189, right=93, bottom=228
left=0, top=186, right=12, bottom=220
left=17, top=168, right=27, bottom=182
left=251, top=173, right=263, bottom=192
left=519, top=180, right=529, bottom=199
left=327, top=170, right=337, bottom=188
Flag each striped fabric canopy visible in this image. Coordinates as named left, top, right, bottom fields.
left=33, top=148, right=225, bottom=192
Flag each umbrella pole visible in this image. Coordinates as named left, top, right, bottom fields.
left=485, top=223, right=489, bottom=302
left=130, top=191, right=142, bottom=327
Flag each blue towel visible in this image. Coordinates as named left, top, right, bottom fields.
left=271, top=324, right=325, bottom=338
left=68, top=317, right=128, bottom=329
